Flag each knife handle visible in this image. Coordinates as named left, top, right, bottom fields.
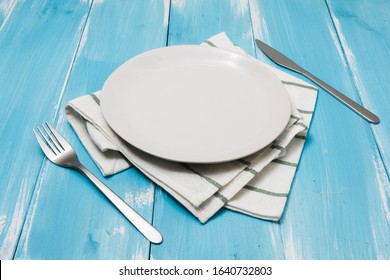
left=301, top=70, right=380, bottom=124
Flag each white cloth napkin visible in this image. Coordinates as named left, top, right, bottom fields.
left=65, top=33, right=317, bottom=223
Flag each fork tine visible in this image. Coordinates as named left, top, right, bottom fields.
left=44, top=123, right=64, bottom=151
left=37, top=125, right=61, bottom=154
left=45, top=122, right=72, bottom=150
left=33, top=129, right=57, bottom=161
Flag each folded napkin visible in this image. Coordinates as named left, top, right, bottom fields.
left=65, top=33, right=317, bottom=223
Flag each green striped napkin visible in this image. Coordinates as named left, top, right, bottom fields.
left=65, top=33, right=317, bottom=223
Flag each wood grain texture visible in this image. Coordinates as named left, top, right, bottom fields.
left=250, top=0, right=389, bottom=259
left=0, top=0, right=91, bottom=259
left=326, top=0, right=390, bottom=202
left=13, top=0, right=169, bottom=260
left=328, top=0, right=390, bottom=259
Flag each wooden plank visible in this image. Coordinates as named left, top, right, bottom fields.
left=151, top=0, right=286, bottom=260
left=0, top=0, right=91, bottom=259
left=326, top=0, right=390, bottom=200
left=250, top=0, right=389, bottom=259
left=14, top=0, right=169, bottom=259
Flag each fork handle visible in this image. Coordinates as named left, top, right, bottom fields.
left=76, top=164, right=163, bottom=244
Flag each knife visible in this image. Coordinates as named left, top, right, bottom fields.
left=255, top=39, right=380, bottom=124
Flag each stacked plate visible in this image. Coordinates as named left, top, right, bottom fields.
left=100, top=45, right=291, bottom=164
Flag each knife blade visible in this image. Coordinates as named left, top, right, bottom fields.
left=255, top=39, right=380, bottom=124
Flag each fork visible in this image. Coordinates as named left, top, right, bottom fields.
left=33, top=122, right=163, bottom=244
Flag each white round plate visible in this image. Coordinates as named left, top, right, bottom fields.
left=100, top=45, right=291, bottom=163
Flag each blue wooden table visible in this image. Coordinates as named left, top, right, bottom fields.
left=0, top=0, right=389, bottom=260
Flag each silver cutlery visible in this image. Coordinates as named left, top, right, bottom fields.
left=255, top=39, right=380, bottom=124
left=34, top=122, right=163, bottom=244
